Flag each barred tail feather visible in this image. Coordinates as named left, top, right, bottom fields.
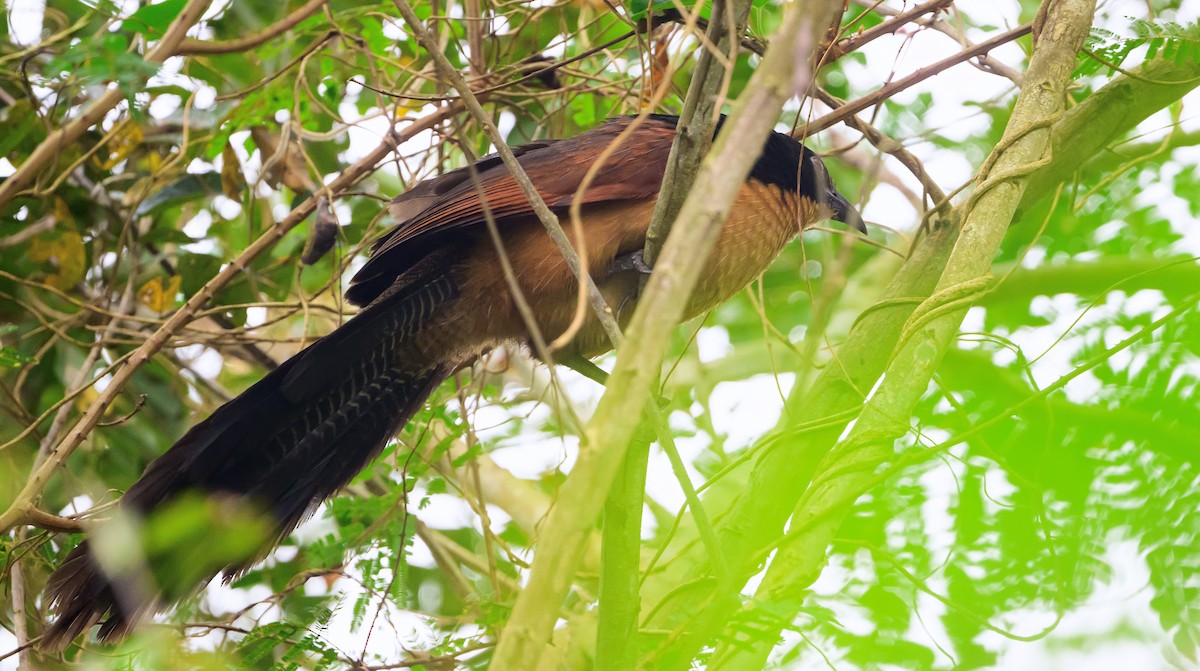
left=41, top=272, right=458, bottom=650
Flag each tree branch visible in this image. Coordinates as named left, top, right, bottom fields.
left=797, top=23, right=1032, bottom=138
left=1019, top=55, right=1200, bottom=210
left=0, top=0, right=213, bottom=210
left=642, top=0, right=753, bottom=267
left=0, top=107, right=459, bottom=535
left=829, top=0, right=954, bottom=60
left=857, top=0, right=1025, bottom=84
left=987, top=255, right=1200, bottom=305
left=175, top=0, right=328, bottom=55
left=490, top=2, right=847, bottom=668
left=710, top=2, right=1097, bottom=667
left=596, top=3, right=754, bottom=667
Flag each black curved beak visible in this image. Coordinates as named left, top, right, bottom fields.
left=827, top=189, right=865, bottom=233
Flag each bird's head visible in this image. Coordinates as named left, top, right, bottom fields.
left=639, top=114, right=862, bottom=233
left=804, top=149, right=864, bottom=233
left=748, top=128, right=865, bottom=234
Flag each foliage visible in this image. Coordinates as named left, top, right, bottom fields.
left=1, top=0, right=1200, bottom=669
left=1082, top=19, right=1200, bottom=76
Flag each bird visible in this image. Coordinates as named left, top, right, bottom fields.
left=40, top=113, right=862, bottom=649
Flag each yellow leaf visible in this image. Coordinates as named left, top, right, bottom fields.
left=138, top=275, right=181, bottom=312
left=100, top=123, right=144, bottom=170
left=29, top=231, right=86, bottom=291
left=74, top=385, right=99, bottom=413
left=122, top=176, right=156, bottom=209
left=53, top=197, right=74, bottom=226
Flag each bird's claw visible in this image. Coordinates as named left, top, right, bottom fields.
left=611, top=249, right=653, bottom=276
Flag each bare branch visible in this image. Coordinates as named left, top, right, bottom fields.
left=0, top=107, right=459, bottom=535
left=797, top=23, right=1032, bottom=137
left=490, top=1, right=847, bottom=668
left=0, top=0, right=213, bottom=209
left=830, top=0, right=955, bottom=59
left=814, top=86, right=948, bottom=204
left=856, top=0, right=1025, bottom=84
left=175, top=0, right=328, bottom=55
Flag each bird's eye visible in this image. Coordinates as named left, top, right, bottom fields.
left=808, top=154, right=831, bottom=202
left=809, top=154, right=829, bottom=181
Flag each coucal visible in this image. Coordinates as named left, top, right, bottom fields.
left=41, top=114, right=861, bottom=648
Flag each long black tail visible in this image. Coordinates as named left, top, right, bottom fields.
left=42, top=270, right=459, bottom=649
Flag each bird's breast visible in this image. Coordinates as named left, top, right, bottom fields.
left=682, top=181, right=803, bottom=321
left=427, top=181, right=807, bottom=362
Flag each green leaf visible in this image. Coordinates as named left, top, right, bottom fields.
left=629, top=0, right=686, bottom=21
left=123, top=0, right=186, bottom=38
left=0, top=347, right=34, bottom=368
left=0, top=99, right=41, bottom=157
left=135, top=172, right=223, bottom=217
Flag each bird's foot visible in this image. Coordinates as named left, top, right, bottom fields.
left=555, top=353, right=671, bottom=409
left=557, top=353, right=610, bottom=385
left=611, top=249, right=653, bottom=276
left=608, top=250, right=652, bottom=323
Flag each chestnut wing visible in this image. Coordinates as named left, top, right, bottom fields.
left=345, top=117, right=676, bottom=307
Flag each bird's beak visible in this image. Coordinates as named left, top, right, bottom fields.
left=827, top=189, right=865, bottom=233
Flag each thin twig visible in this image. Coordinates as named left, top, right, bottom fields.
left=796, top=23, right=1032, bottom=137
left=814, top=87, right=947, bottom=205
left=176, top=0, right=329, bottom=55
left=830, top=0, right=955, bottom=59
left=0, top=0, right=213, bottom=209
left=0, top=106, right=460, bottom=535
left=390, top=0, right=623, bottom=349
left=0, top=216, right=54, bottom=248
left=857, top=0, right=1025, bottom=84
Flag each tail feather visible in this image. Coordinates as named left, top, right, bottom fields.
left=248, top=364, right=450, bottom=547
left=41, top=269, right=459, bottom=650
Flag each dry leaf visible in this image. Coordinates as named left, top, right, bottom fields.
left=30, top=230, right=86, bottom=290
left=250, top=126, right=315, bottom=193
left=221, top=142, right=246, bottom=199
left=301, top=197, right=339, bottom=265
left=99, top=123, right=144, bottom=170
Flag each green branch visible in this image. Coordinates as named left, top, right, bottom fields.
left=637, top=38, right=1200, bottom=661
left=661, top=254, right=1200, bottom=386
left=488, top=1, right=845, bottom=667
left=596, top=2, right=753, bottom=668
left=1019, top=55, right=1200, bottom=211
left=987, top=255, right=1200, bottom=304
left=707, top=2, right=1098, bottom=667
